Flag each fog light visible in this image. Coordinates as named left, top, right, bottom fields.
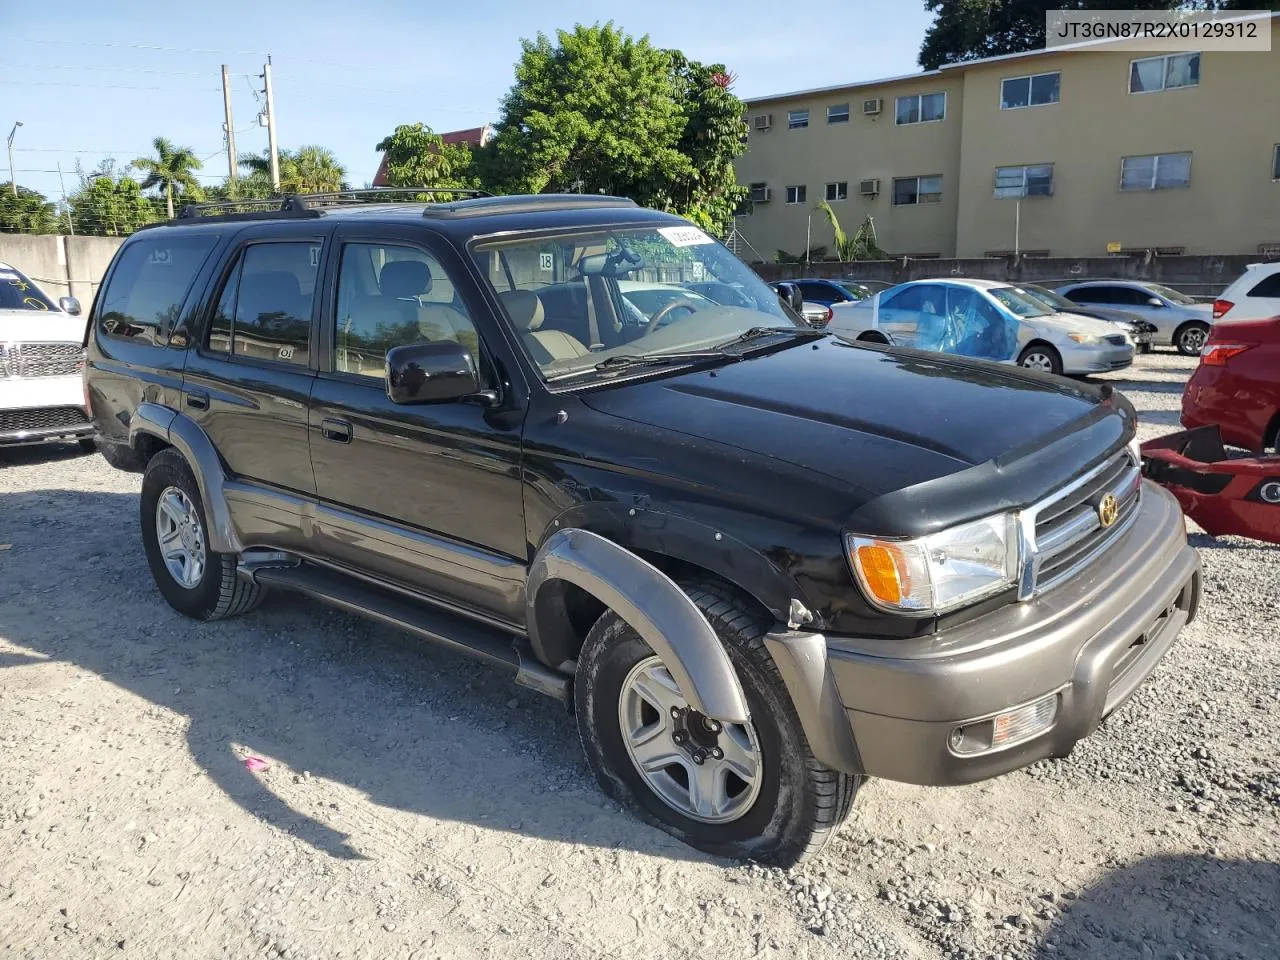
left=949, top=694, right=1059, bottom=756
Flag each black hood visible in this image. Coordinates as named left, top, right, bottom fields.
left=579, top=338, right=1133, bottom=535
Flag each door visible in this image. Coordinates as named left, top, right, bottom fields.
left=1068, top=284, right=1170, bottom=337
left=944, top=286, right=1020, bottom=361
left=183, top=234, right=326, bottom=509
left=877, top=284, right=946, bottom=348
left=308, top=229, right=528, bottom=625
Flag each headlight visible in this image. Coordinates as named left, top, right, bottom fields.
left=1068, top=333, right=1102, bottom=345
left=847, top=513, right=1020, bottom=615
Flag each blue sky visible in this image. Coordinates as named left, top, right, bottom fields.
left=5, top=0, right=934, bottom=201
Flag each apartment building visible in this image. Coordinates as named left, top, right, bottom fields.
left=735, top=21, right=1280, bottom=260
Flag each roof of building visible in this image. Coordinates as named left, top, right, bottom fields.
left=742, top=11, right=1279, bottom=106
left=371, top=124, right=494, bottom=187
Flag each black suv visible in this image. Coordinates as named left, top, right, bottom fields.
left=86, top=192, right=1200, bottom=865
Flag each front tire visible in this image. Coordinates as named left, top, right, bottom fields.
left=575, top=579, right=859, bottom=865
left=1175, top=321, right=1210, bottom=357
left=140, top=449, right=265, bottom=621
left=1018, top=343, right=1063, bottom=375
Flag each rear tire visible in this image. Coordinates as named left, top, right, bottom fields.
left=1175, top=321, right=1210, bottom=357
left=140, top=449, right=265, bottom=621
left=575, top=578, right=859, bottom=866
left=1018, top=343, right=1063, bottom=376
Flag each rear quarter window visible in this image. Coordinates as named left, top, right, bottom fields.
left=1247, top=272, right=1280, bottom=299
left=97, top=234, right=218, bottom=344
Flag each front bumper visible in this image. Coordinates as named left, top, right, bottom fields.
left=768, top=483, right=1199, bottom=785
left=0, top=376, right=93, bottom=446
left=1060, top=342, right=1135, bottom=375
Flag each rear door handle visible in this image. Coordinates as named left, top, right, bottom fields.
left=185, top=391, right=209, bottom=410
left=321, top=418, right=352, bottom=443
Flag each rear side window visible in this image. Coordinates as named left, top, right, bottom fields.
left=97, top=235, right=217, bottom=344
left=1247, top=272, right=1280, bottom=298
left=205, top=242, right=321, bottom=367
left=1068, top=285, right=1141, bottom=306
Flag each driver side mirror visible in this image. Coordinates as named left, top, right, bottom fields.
left=1146, top=297, right=1164, bottom=307
left=59, top=296, right=82, bottom=316
left=386, top=341, right=482, bottom=405
left=775, top=282, right=803, bottom=313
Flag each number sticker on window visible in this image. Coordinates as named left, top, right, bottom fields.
left=658, top=226, right=715, bottom=247
left=146, top=248, right=172, bottom=266
left=539, top=252, right=554, bottom=272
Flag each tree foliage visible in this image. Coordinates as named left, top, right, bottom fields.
left=239, top=145, right=348, bottom=194
left=918, top=1, right=1276, bottom=69
left=481, top=23, right=748, bottom=235
left=133, top=136, right=203, bottom=219
left=816, top=202, right=888, bottom=261
left=0, top=185, right=60, bottom=234
left=68, top=176, right=158, bottom=236
left=373, top=124, right=477, bottom=198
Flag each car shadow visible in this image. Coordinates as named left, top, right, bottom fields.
left=0, top=442, right=93, bottom=469
left=0, top=488, right=708, bottom=865
left=1035, top=854, right=1280, bottom=959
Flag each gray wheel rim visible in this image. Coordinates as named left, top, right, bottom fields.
left=1181, top=326, right=1207, bottom=354
left=1022, top=351, right=1054, bottom=372
left=155, top=486, right=206, bottom=589
left=618, top=655, right=762, bottom=824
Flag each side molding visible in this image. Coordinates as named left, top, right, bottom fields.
left=763, top=629, right=864, bottom=774
left=527, top=528, right=750, bottom=725
left=131, top=402, right=242, bottom=555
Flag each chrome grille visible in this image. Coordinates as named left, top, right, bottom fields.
left=0, top=342, right=85, bottom=379
left=0, top=405, right=91, bottom=434
left=1018, top=450, right=1142, bottom=599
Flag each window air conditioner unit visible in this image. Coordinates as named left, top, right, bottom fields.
left=859, top=178, right=881, bottom=197
left=753, top=114, right=773, bottom=131
left=750, top=185, right=771, bottom=203
left=862, top=98, right=883, bottom=116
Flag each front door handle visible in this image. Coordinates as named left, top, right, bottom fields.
left=321, top=418, right=352, bottom=443
left=185, top=391, right=209, bottom=410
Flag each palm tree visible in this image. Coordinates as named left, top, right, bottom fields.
left=133, top=137, right=203, bottom=218
left=239, top=146, right=347, bottom=195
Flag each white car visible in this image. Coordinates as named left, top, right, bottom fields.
left=1054, top=280, right=1214, bottom=356
left=1214, top=262, right=1280, bottom=324
left=0, top=261, right=93, bottom=450
left=829, top=278, right=1134, bottom=376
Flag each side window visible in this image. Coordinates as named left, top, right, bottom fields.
left=206, top=256, right=240, bottom=354
left=231, top=242, right=320, bottom=366
left=334, top=242, right=482, bottom=380
left=97, top=234, right=217, bottom=344
left=1248, top=272, right=1280, bottom=298
left=945, top=287, right=1017, bottom=360
left=1070, top=286, right=1116, bottom=305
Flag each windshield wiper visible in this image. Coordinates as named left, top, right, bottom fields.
left=715, top=326, right=825, bottom=349
left=593, top=351, right=741, bottom=372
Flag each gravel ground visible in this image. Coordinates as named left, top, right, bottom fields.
left=1, top=352, right=1276, bottom=960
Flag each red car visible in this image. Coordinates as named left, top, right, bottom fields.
left=1181, top=316, right=1280, bottom=452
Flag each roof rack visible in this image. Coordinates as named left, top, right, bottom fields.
left=421, top=193, right=638, bottom=220
left=142, top=187, right=494, bottom=228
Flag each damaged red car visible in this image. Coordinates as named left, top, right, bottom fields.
left=1180, top=316, right=1280, bottom=453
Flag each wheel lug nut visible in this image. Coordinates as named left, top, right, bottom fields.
left=712, top=748, right=723, bottom=759
left=692, top=754, right=704, bottom=765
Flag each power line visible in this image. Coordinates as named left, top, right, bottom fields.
left=20, top=38, right=266, bottom=56
left=0, top=80, right=220, bottom=92
left=0, top=63, right=215, bottom=77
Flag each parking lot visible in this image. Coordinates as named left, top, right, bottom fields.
left=1, top=352, right=1276, bottom=960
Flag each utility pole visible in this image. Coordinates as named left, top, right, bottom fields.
left=56, top=161, right=73, bottom=235
left=262, top=57, right=280, bottom=191
left=221, top=65, right=237, bottom=183
left=6, top=121, right=21, bottom=196
left=1014, top=196, right=1022, bottom=256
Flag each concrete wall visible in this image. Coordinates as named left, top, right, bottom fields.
left=735, top=73, right=965, bottom=260
left=756, top=253, right=1258, bottom=298
left=0, top=234, right=124, bottom=310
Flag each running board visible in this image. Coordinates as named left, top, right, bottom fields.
left=249, top=562, right=570, bottom=702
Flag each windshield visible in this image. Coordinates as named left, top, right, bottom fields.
left=473, top=223, right=799, bottom=381
left=988, top=286, right=1053, bottom=318
left=1144, top=283, right=1196, bottom=305
left=836, top=281, right=870, bottom=300
left=1014, top=284, right=1078, bottom=312
left=0, top=268, right=58, bottom=312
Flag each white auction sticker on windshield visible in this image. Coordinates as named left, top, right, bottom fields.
left=658, top=225, right=714, bottom=247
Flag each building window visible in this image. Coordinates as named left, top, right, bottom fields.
left=994, top=164, right=1054, bottom=198
left=1000, top=72, right=1060, bottom=109
left=827, top=103, right=850, bottom=124
left=892, top=175, right=943, bottom=205
left=1273, top=144, right=1280, bottom=180
left=1130, top=53, right=1200, bottom=93
left=785, top=185, right=807, bottom=204
left=895, top=92, right=946, bottom=125
left=787, top=109, right=809, bottom=129
left=825, top=181, right=848, bottom=202
left=1120, top=153, right=1192, bottom=191
left=749, top=182, right=770, bottom=203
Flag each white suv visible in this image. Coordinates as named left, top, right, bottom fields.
left=1214, top=262, right=1280, bottom=324
left=0, top=261, right=94, bottom=450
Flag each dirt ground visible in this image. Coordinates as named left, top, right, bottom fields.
left=1, top=352, right=1276, bottom=960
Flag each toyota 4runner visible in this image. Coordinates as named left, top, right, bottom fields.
left=86, top=192, right=1201, bottom=865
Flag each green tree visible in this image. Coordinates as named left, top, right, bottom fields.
left=816, top=202, right=888, bottom=261
left=133, top=136, right=204, bottom=218
left=239, top=145, right=348, bottom=194
left=373, top=124, right=477, bottom=198
left=918, top=1, right=1276, bottom=69
left=68, top=176, right=157, bottom=236
left=0, top=185, right=60, bottom=234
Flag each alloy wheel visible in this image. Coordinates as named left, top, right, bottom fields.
left=155, top=486, right=206, bottom=589
left=618, top=656, right=762, bottom=824
left=1180, top=325, right=1208, bottom=355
